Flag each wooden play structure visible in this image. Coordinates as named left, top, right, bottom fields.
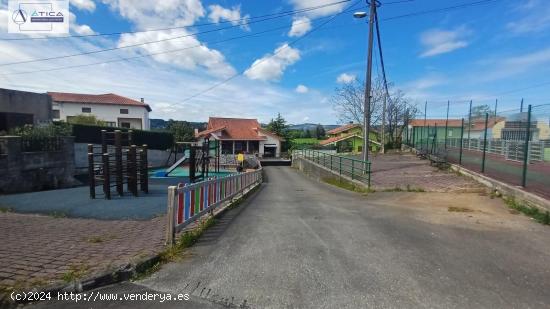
left=87, top=130, right=148, bottom=199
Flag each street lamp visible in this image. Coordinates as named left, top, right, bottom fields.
left=353, top=11, right=367, bottom=19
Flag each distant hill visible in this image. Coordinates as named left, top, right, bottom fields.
left=150, top=119, right=207, bottom=131
left=287, top=123, right=339, bottom=131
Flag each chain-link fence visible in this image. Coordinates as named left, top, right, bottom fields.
left=404, top=101, right=550, bottom=200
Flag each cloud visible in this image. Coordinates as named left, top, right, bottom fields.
left=102, top=0, right=205, bottom=28
left=289, top=0, right=347, bottom=19
left=288, top=16, right=312, bottom=37
left=479, top=47, right=550, bottom=81
left=69, top=12, right=96, bottom=35
left=71, top=0, right=96, bottom=12
left=336, top=73, right=356, bottom=84
left=118, top=29, right=236, bottom=78
left=208, top=4, right=250, bottom=31
left=419, top=27, right=469, bottom=58
left=0, top=8, right=7, bottom=32
left=244, top=43, right=301, bottom=81
left=506, top=0, right=550, bottom=34
left=295, top=84, right=309, bottom=93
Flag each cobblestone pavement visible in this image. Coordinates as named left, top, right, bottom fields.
left=368, top=153, right=482, bottom=192
left=0, top=212, right=165, bottom=290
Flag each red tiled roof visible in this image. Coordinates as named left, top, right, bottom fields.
left=327, top=123, right=361, bottom=135
left=319, top=133, right=360, bottom=145
left=198, top=117, right=283, bottom=141
left=48, top=92, right=152, bottom=112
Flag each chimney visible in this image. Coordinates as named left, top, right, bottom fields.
left=140, top=98, right=144, bottom=103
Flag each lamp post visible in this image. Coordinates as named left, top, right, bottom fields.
left=354, top=1, right=378, bottom=165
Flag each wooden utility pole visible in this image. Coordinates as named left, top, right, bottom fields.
left=362, top=0, right=377, bottom=164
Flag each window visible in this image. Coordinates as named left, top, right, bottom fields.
left=52, top=110, right=60, bottom=119
left=448, top=130, right=453, bottom=137
left=82, top=107, right=91, bottom=113
left=120, top=122, right=131, bottom=128
left=120, top=108, right=129, bottom=114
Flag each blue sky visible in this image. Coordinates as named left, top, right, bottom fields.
left=1, top=0, right=550, bottom=124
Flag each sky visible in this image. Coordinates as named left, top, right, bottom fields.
left=1, top=0, right=550, bottom=124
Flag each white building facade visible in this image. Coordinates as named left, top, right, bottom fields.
left=48, top=92, right=151, bottom=130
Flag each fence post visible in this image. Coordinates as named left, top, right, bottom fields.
left=339, top=157, right=342, bottom=175
left=351, top=160, right=354, bottom=180
left=521, top=105, right=532, bottom=187
left=481, top=113, right=489, bottom=173
left=88, top=144, right=95, bottom=199
left=445, top=100, right=449, bottom=149
left=129, top=145, right=138, bottom=196
left=140, top=144, right=148, bottom=193
left=426, top=125, right=430, bottom=151
left=459, top=118, right=464, bottom=165
left=102, top=153, right=111, bottom=200
left=114, top=130, right=123, bottom=196
left=166, top=186, right=176, bottom=245
left=467, top=100, right=472, bottom=149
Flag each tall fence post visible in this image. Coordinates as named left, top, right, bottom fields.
left=88, top=144, right=95, bottom=199
left=521, top=105, right=532, bottom=187
left=481, top=113, right=489, bottom=173
left=459, top=118, right=464, bottom=165
left=426, top=125, right=430, bottom=152
left=114, top=130, right=123, bottom=196
left=140, top=144, right=148, bottom=193
left=445, top=100, right=449, bottom=149
left=467, top=100, right=472, bottom=149
left=102, top=153, right=111, bottom=200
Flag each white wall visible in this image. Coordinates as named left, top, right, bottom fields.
left=53, top=102, right=150, bottom=130
left=260, top=135, right=281, bottom=157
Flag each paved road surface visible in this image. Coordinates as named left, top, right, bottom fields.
left=29, top=166, right=550, bottom=308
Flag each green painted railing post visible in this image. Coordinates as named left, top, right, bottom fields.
left=459, top=118, right=464, bottom=165
left=351, top=160, right=354, bottom=180
left=481, top=113, right=489, bottom=173
left=330, top=155, right=333, bottom=171
left=521, top=105, right=532, bottom=187
left=339, top=157, right=342, bottom=175
left=368, top=162, right=371, bottom=188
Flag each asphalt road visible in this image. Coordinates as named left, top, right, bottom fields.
left=28, top=166, right=550, bottom=308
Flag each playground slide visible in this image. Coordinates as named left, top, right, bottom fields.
left=165, top=154, right=189, bottom=175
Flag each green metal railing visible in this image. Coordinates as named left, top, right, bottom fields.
left=294, top=149, right=371, bottom=187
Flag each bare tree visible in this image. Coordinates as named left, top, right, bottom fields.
left=331, top=77, right=418, bottom=148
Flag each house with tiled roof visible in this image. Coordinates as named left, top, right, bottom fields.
left=320, top=122, right=379, bottom=153
left=197, top=117, right=284, bottom=157
left=48, top=92, right=152, bottom=130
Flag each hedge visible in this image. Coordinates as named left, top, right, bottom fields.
left=67, top=123, right=174, bottom=150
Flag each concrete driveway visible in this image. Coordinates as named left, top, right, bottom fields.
left=29, top=166, right=550, bottom=308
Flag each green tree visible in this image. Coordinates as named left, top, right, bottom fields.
left=266, top=113, right=288, bottom=137
left=315, top=124, right=325, bottom=138
left=67, top=114, right=105, bottom=126
left=166, top=119, right=195, bottom=142
left=469, top=104, right=493, bottom=119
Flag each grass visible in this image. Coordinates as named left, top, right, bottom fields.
left=61, top=264, right=90, bottom=283
left=0, top=206, right=13, bottom=213
left=382, top=185, right=426, bottom=192
left=85, top=234, right=117, bottom=244
left=48, top=211, right=68, bottom=218
left=291, top=138, right=321, bottom=145
left=504, top=197, right=550, bottom=225
left=322, top=177, right=372, bottom=194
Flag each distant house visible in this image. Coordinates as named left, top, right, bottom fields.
left=0, top=88, right=53, bottom=131
left=319, top=123, right=379, bottom=153
left=407, top=118, right=512, bottom=142
left=499, top=112, right=549, bottom=141
left=48, top=92, right=152, bottom=130
left=197, top=117, right=284, bottom=157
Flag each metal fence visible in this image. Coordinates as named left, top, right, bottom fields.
left=293, top=149, right=371, bottom=186
left=404, top=101, right=550, bottom=199
left=165, top=169, right=263, bottom=244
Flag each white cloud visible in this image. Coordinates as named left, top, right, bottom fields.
left=102, top=0, right=205, bottom=28
left=118, top=29, right=236, bottom=78
left=0, top=8, right=7, bottom=32
left=419, top=27, right=470, bottom=58
left=295, top=84, right=309, bottom=93
left=289, top=0, right=347, bottom=19
left=336, top=73, right=356, bottom=84
left=506, top=0, right=550, bottom=34
left=479, top=47, right=550, bottom=81
left=69, top=12, right=96, bottom=35
left=288, top=16, right=312, bottom=37
left=208, top=4, right=250, bottom=31
left=244, top=43, right=301, bottom=81
left=71, top=0, right=96, bottom=12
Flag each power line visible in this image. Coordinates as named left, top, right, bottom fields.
left=0, top=0, right=352, bottom=41
left=382, top=0, right=500, bottom=21
left=166, top=0, right=363, bottom=108
left=1, top=13, right=365, bottom=76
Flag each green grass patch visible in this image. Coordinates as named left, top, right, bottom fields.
left=0, top=206, right=13, bottom=213
left=504, top=197, right=550, bottom=225
left=48, top=211, right=68, bottom=218
left=448, top=206, right=474, bottom=213
left=61, top=264, right=90, bottom=283
left=322, top=177, right=371, bottom=194
left=383, top=185, right=426, bottom=192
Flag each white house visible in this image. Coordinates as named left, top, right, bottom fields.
left=48, top=92, right=152, bottom=130
left=197, top=117, right=284, bottom=157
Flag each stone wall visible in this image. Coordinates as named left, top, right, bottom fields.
left=0, top=88, right=52, bottom=128
left=0, top=136, right=78, bottom=193
left=291, top=156, right=367, bottom=190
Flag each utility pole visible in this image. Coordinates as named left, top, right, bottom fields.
left=362, top=0, right=377, bottom=163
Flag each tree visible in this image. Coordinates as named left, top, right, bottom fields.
left=266, top=113, right=288, bottom=137
left=166, top=119, right=195, bottom=142
left=315, top=124, right=326, bottom=138
left=67, top=114, right=105, bottom=126
left=469, top=104, right=493, bottom=119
